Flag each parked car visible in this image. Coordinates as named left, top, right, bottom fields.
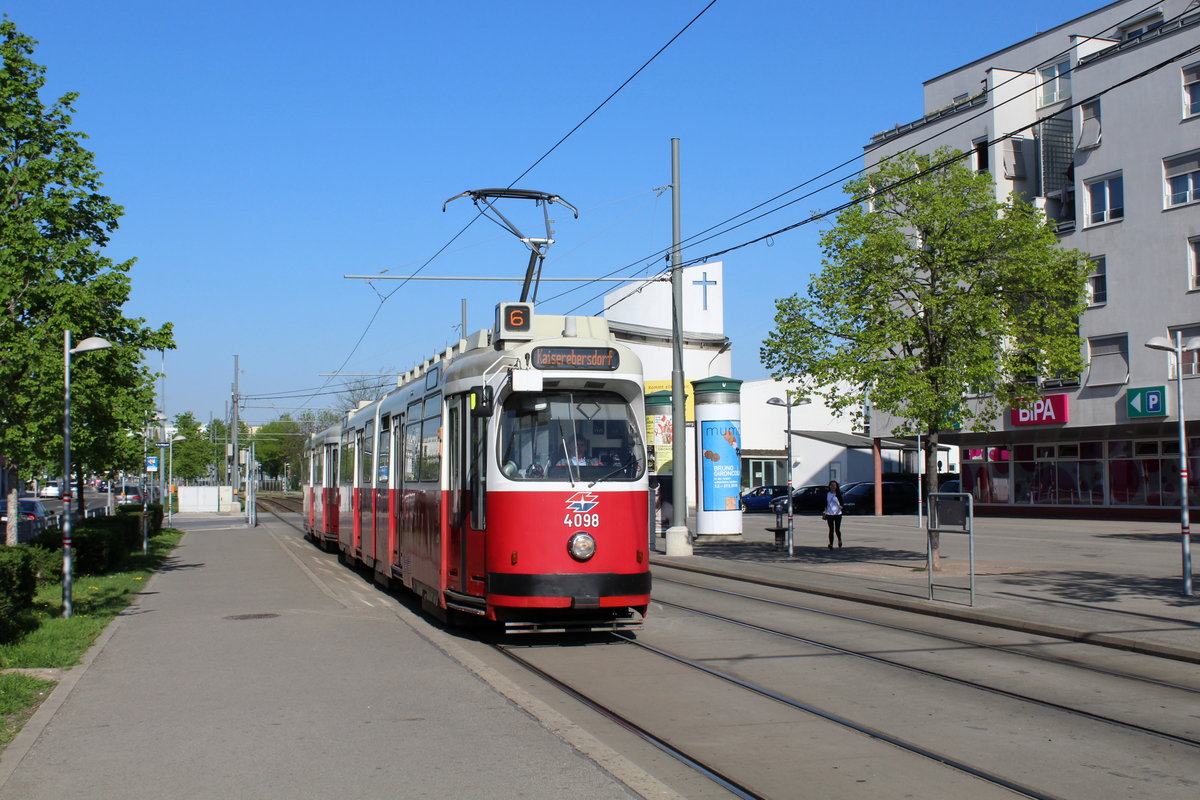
left=840, top=482, right=920, bottom=514
left=95, top=479, right=109, bottom=493
left=740, top=485, right=789, bottom=512
left=0, top=499, right=50, bottom=542
left=937, top=479, right=961, bottom=494
left=115, top=485, right=144, bottom=503
left=769, top=485, right=828, bottom=514
left=38, top=481, right=61, bottom=498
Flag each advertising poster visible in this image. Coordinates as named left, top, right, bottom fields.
left=700, top=419, right=740, bottom=511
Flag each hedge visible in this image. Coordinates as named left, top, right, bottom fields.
left=0, top=547, right=36, bottom=641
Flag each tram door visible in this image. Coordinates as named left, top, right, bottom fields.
left=375, top=416, right=391, bottom=571
left=447, top=397, right=468, bottom=594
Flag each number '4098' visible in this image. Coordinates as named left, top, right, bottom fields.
left=564, top=513, right=600, bottom=528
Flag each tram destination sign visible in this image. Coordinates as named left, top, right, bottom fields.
left=531, top=346, right=619, bottom=371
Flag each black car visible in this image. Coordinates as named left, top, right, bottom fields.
left=769, top=485, right=828, bottom=514
left=840, top=482, right=919, bottom=514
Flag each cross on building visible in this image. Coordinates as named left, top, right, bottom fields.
left=692, top=271, right=717, bottom=310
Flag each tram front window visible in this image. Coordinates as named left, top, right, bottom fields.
left=499, top=390, right=645, bottom=482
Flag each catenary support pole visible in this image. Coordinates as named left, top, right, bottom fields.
left=666, top=137, right=691, bottom=556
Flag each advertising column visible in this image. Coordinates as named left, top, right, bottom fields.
left=692, top=376, right=743, bottom=540
left=644, top=390, right=674, bottom=534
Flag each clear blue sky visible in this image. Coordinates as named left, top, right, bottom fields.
left=4, top=0, right=1106, bottom=425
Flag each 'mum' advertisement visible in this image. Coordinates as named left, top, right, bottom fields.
left=700, top=420, right=740, bottom=511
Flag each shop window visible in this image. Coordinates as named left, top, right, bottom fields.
left=1108, top=440, right=1132, bottom=458
left=1059, top=444, right=1079, bottom=459
left=1164, top=151, right=1200, bottom=207
left=1085, top=334, right=1129, bottom=386
left=1013, top=444, right=1035, bottom=461
left=1135, top=441, right=1160, bottom=456
left=1035, top=446, right=1056, bottom=459
left=1079, top=442, right=1103, bottom=459
left=1085, top=174, right=1123, bottom=225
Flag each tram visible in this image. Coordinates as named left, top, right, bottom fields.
left=302, top=302, right=652, bottom=632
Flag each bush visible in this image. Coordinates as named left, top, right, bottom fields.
left=23, top=544, right=62, bottom=586
left=0, top=548, right=36, bottom=641
left=117, top=503, right=163, bottom=537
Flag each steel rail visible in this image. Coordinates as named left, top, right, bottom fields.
left=655, top=597, right=1200, bottom=750
left=653, top=570, right=1200, bottom=694
left=495, top=644, right=767, bottom=800
left=612, top=633, right=1065, bottom=800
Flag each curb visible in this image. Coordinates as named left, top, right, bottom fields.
left=651, top=555, right=1200, bottom=665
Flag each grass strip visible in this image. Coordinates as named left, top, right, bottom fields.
left=0, top=673, right=54, bottom=750
left=0, top=529, right=182, bottom=750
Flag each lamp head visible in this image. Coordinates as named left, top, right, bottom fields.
left=70, top=336, right=112, bottom=355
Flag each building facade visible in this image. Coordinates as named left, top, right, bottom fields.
left=866, top=1, right=1200, bottom=511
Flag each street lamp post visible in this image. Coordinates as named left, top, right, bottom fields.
left=168, top=434, right=185, bottom=526
left=142, top=412, right=166, bottom=554
left=62, top=331, right=112, bottom=618
left=1145, top=331, right=1200, bottom=597
left=767, top=394, right=802, bottom=557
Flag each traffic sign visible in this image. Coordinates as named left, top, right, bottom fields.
left=1127, top=386, right=1167, bottom=418
left=155, top=442, right=170, bottom=448
left=146, top=455, right=159, bottom=473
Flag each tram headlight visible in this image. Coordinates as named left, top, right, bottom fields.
left=567, top=532, right=596, bottom=562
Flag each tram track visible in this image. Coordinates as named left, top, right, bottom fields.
left=653, top=571, right=1200, bottom=697
left=653, top=597, right=1200, bottom=750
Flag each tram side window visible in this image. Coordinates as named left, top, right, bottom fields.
left=359, top=422, right=374, bottom=488
left=499, top=390, right=645, bottom=482
left=405, top=410, right=420, bottom=479
left=378, top=417, right=391, bottom=485
left=339, top=434, right=355, bottom=484
left=421, top=400, right=441, bottom=482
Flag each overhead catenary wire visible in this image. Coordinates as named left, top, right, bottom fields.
left=282, top=1, right=720, bottom=414
left=549, top=2, right=1190, bottom=316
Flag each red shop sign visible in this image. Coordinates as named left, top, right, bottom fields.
left=1010, top=394, right=1069, bottom=426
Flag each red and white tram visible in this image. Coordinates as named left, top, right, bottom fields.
left=302, top=302, right=651, bottom=632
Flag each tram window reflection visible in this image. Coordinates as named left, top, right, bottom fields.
left=499, top=390, right=645, bottom=482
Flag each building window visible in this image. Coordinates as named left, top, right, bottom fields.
left=1165, top=152, right=1200, bottom=207
left=1185, top=64, right=1200, bottom=118
left=1168, top=325, right=1200, bottom=378
left=1085, top=174, right=1123, bottom=225
left=1120, top=13, right=1163, bottom=41
left=1085, top=335, right=1129, bottom=386
left=972, top=138, right=989, bottom=173
left=1078, top=100, right=1101, bottom=149
left=1191, top=237, right=1200, bottom=291
left=1039, top=60, right=1071, bottom=106
left=1087, top=256, right=1107, bottom=305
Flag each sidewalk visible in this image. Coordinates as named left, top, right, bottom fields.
left=0, top=513, right=663, bottom=800
left=652, top=513, right=1200, bottom=663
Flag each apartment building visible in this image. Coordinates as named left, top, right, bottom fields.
left=865, top=1, right=1200, bottom=511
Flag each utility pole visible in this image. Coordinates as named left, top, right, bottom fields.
left=231, top=355, right=240, bottom=495
left=666, top=138, right=692, bottom=556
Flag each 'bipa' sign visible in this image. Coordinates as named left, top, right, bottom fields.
left=1010, top=394, right=1069, bottom=426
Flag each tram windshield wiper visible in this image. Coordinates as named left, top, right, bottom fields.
left=588, top=460, right=631, bottom=488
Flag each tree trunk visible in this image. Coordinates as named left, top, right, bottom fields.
left=5, top=476, right=19, bottom=546
left=76, top=471, right=87, bottom=515
left=925, top=432, right=942, bottom=571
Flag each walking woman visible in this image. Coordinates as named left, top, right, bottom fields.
left=824, top=480, right=844, bottom=549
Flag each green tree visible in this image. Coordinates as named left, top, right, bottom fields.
left=762, top=147, right=1090, bottom=555
left=0, top=19, right=173, bottom=541
left=169, top=412, right=219, bottom=482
